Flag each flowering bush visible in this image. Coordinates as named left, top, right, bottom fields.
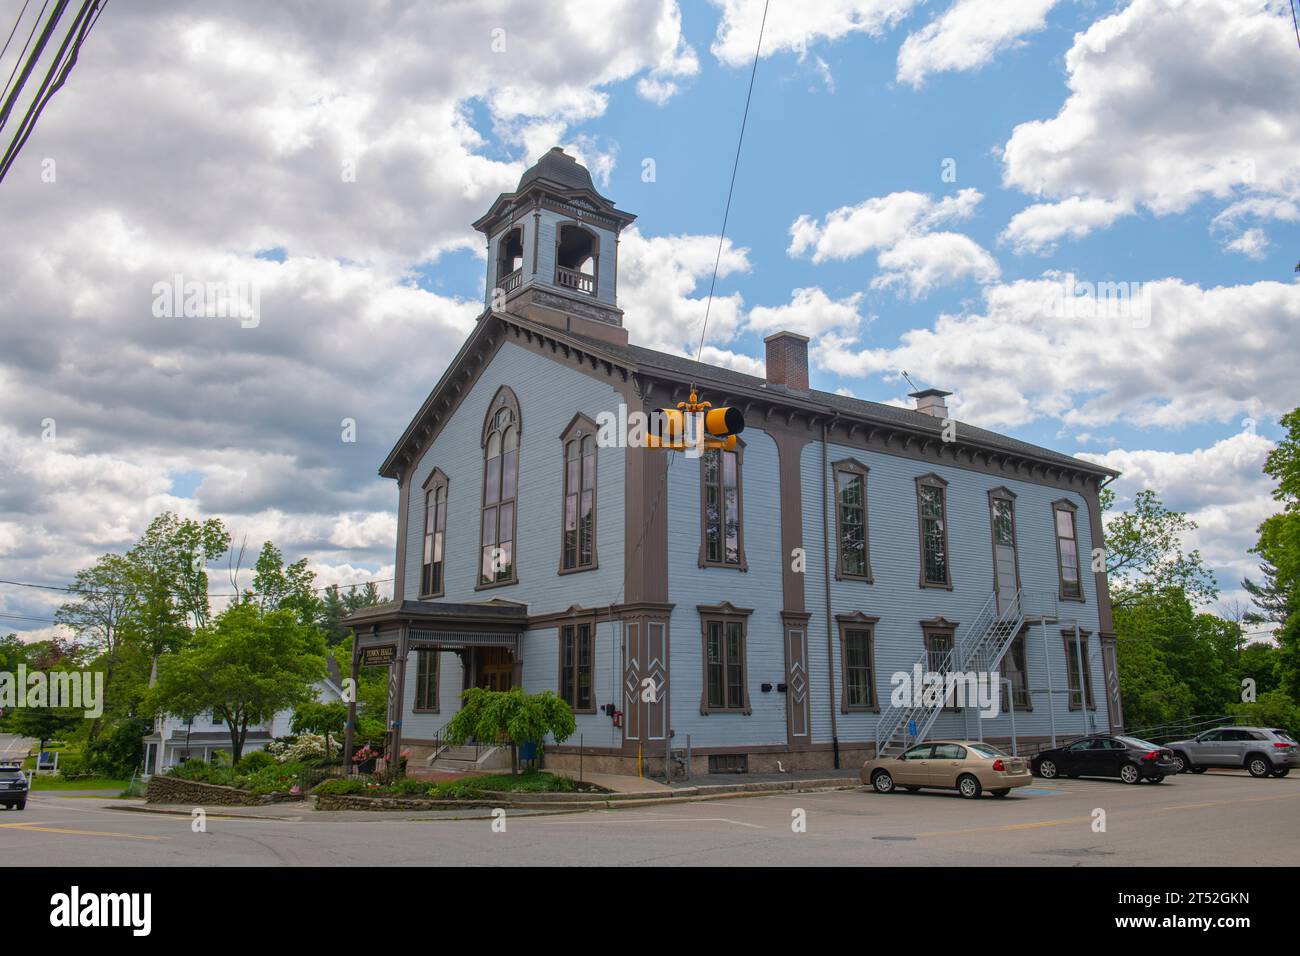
left=266, top=733, right=341, bottom=764
left=351, top=743, right=378, bottom=765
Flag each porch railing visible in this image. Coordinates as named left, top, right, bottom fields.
left=555, top=265, right=594, bottom=295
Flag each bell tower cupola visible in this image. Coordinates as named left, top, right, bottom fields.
left=473, top=147, right=636, bottom=346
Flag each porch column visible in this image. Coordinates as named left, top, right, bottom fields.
left=343, top=638, right=360, bottom=769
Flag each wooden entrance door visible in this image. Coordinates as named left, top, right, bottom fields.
left=477, top=647, right=513, bottom=691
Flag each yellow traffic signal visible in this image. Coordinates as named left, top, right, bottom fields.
left=648, top=392, right=744, bottom=451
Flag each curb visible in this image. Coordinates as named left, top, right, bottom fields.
left=109, top=804, right=304, bottom=822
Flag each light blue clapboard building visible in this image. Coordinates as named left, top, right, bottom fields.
left=343, top=149, right=1123, bottom=777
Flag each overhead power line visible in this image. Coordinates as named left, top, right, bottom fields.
left=0, top=0, right=109, bottom=185
left=690, top=0, right=769, bottom=388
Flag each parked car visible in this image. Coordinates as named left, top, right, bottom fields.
left=1165, top=726, right=1298, bottom=778
left=0, top=763, right=28, bottom=810
left=861, top=740, right=1032, bottom=799
left=1031, top=735, right=1178, bottom=784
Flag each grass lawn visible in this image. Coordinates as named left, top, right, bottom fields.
left=30, top=776, right=129, bottom=791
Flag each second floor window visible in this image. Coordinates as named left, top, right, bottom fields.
left=701, top=445, right=745, bottom=568
left=916, top=474, right=951, bottom=588
left=1054, top=500, right=1083, bottom=600
left=560, top=623, right=594, bottom=712
left=421, top=471, right=447, bottom=597
left=480, top=389, right=520, bottom=587
left=834, top=460, right=871, bottom=581
left=561, top=416, right=597, bottom=571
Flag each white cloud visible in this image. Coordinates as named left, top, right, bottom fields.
left=617, top=227, right=751, bottom=355
left=1224, top=228, right=1270, bottom=260
left=789, top=189, right=997, bottom=296
left=815, top=274, right=1300, bottom=431
left=1080, top=431, right=1278, bottom=594
left=897, top=0, right=1061, bottom=87
left=747, top=287, right=866, bottom=337
left=710, top=0, right=922, bottom=65
left=1211, top=196, right=1300, bottom=258
left=1001, top=0, right=1300, bottom=227
left=1000, top=197, right=1133, bottom=255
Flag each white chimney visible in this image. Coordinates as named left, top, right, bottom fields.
left=909, top=388, right=952, bottom=419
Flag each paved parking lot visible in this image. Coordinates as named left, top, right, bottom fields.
left=4, top=769, right=1298, bottom=866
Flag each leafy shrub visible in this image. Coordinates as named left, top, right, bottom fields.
left=235, top=751, right=277, bottom=773
left=267, top=733, right=341, bottom=764
left=85, top=717, right=151, bottom=778
left=55, top=753, right=91, bottom=780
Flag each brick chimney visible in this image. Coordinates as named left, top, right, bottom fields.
left=908, top=387, right=952, bottom=419
left=764, top=331, right=810, bottom=391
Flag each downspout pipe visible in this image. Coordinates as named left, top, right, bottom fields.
left=821, top=417, right=840, bottom=768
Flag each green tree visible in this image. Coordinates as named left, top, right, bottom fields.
left=54, top=554, right=134, bottom=739
left=290, top=700, right=347, bottom=758
left=445, top=688, right=575, bottom=775
left=1102, top=488, right=1218, bottom=610
left=319, top=582, right=385, bottom=646
left=148, top=603, right=327, bottom=764
left=247, top=541, right=320, bottom=625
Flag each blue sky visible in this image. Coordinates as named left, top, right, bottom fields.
left=1, top=0, right=1296, bottom=637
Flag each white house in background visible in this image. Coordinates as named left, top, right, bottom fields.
left=142, top=660, right=344, bottom=775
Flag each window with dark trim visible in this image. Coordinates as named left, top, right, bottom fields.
left=700, top=442, right=746, bottom=569
left=479, top=388, right=520, bottom=587
left=833, top=459, right=872, bottom=581
left=915, top=474, right=952, bottom=588
left=414, top=649, right=439, bottom=712
left=921, top=618, right=960, bottom=709
left=1001, top=629, right=1031, bottom=712
left=421, top=469, right=448, bottom=597
left=1063, top=630, right=1096, bottom=710
left=698, top=603, right=751, bottom=714
left=1053, top=499, right=1083, bottom=601
left=837, top=613, right=879, bottom=712
left=559, top=622, right=594, bottom=713
left=560, top=414, right=597, bottom=572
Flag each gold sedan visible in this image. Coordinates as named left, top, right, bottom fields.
left=861, top=740, right=1032, bottom=798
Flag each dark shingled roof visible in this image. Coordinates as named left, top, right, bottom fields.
left=559, top=330, right=1113, bottom=477
left=518, top=147, right=596, bottom=193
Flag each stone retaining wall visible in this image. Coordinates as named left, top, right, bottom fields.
left=146, top=774, right=303, bottom=806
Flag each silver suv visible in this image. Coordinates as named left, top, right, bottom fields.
left=1166, top=727, right=1298, bottom=778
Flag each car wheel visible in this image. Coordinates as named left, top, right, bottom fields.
left=1189, top=766, right=1207, bottom=774
left=1119, top=763, right=1142, bottom=785
left=1272, top=768, right=1290, bottom=778
left=1037, top=759, right=1059, bottom=779
left=16, top=800, right=25, bottom=811
left=1171, top=752, right=1189, bottom=773
left=1247, top=756, right=1273, bottom=778
left=871, top=770, right=895, bottom=794
left=957, top=774, right=982, bottom=799
left=991, top=789, right=1010, bottom=797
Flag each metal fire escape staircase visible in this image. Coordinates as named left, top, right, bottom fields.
left=873, top=590, right=1027, bottom=758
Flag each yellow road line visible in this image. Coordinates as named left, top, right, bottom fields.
left=0, top=821, right=165, bottom=841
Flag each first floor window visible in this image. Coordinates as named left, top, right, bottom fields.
left=842, top=626, right=876, bottom=709
left=1064, top=632, right=1095, bottom=710
left=415, top=649, right=438, bottom=711
left=560, top=623, right=593, bottom=712
left=705, top=619, right=746, bottom=710
left=1002, top=632, right=1030, bottom=712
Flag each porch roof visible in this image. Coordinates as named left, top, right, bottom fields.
left=343, top=598, right=528, bottom=633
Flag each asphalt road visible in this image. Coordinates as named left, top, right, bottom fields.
left=5, top=770, right=1298, bottom=866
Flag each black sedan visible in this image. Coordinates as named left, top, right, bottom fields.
left=1031, top=735, right=1179, bottom=784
